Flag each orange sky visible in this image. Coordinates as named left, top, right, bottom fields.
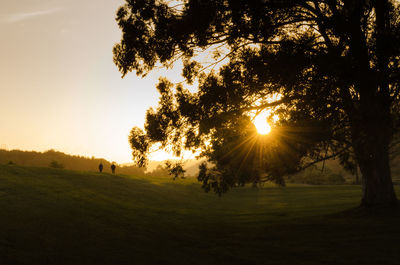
left=0, top=0, right=183, bottom=163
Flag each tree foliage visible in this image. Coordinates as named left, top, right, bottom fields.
left=118, top=0, right=400, bottom=205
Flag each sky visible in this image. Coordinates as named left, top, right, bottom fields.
left=0, top=0, right=185, bottom=163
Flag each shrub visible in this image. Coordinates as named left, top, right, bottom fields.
left=288, top=167, right=345, bottom=185
left=49, top=160, right=64, bottom=169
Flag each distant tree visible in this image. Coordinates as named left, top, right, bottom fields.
left=288, top=165, right=346, bottom=185
left=116, top=0, right=400, bottom=207
left=49, top=160, right=64, bottom=169
left=165, top=160, right=186, bottom=179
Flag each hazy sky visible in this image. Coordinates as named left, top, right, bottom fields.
left=0, top=0, right=182, bottom=163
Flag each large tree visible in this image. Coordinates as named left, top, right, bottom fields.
left=114, top=0, right=400, bottom=207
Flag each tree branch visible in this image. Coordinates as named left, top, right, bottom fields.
left=298, top=145, right=351, bottom=171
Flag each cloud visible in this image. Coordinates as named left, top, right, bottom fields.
left=3, top=8, right=63, bottom=23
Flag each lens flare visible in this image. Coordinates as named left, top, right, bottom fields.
left=253, top=113, right=271, bottom=135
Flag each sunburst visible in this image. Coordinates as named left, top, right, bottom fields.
left=253, top=113, right=271, bottom=135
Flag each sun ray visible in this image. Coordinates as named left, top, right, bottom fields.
left=237, top=135, right=258, bottom=173
left=218, top=133, right=257, bottom=160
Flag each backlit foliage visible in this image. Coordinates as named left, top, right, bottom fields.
left=118, top=0, right=400, bottom=196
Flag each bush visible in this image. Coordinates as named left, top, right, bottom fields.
left=49, top=160, right=64, bottom=169
left=288, top=167, right=345, bottom=185
left=327, top=173, right=346, bottom=184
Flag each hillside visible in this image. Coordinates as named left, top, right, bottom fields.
left=145, top=158, right=205, bottom=176
left=0, top=149, right=145, bottom=175
left=0, top=149, right=200, bottom=178
left=1, top=164, right=400, bottom=265
left=2, top=148, right=399, bottom=185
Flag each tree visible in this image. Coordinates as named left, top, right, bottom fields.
left=114, top=0, right=400, bottom=207
left=165, top=160, right=186, bottom=179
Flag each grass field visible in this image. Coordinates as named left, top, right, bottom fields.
left=1, top=164, right=400, bottom=265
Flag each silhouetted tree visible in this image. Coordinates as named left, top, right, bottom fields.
left=116, top=0, right=400, bottom=207
left=165, top=160, right=186, bottom=179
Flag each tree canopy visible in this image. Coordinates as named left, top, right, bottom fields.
left=115, top=0, right=400, bottom=206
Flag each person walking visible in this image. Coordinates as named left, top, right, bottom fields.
left=111, top=163, right=116, bottom=174
left=98, top=162, right=103, bottom=173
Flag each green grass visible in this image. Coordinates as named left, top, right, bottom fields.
left=1, top=164, right=400, bottom=265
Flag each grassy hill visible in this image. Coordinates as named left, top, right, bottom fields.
left=0, top=149, right=148, bottom=176
left=1, top=165, right=400, bottom=265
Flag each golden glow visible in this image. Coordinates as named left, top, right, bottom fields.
left=253, top=113, right=271, bottom=135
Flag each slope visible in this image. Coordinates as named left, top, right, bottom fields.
left=0, top=165, right=399, bottom=265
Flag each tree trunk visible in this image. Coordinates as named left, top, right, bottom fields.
left=349, top=0, right=396, bottom=206
left=355, top=167, right=360, bottom=185
left=356, top=140, right=397, bottom=207
left=352, top=107, right=398, bottom=207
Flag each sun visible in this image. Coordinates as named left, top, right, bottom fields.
left=253, top=113, right=271, bottom=135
